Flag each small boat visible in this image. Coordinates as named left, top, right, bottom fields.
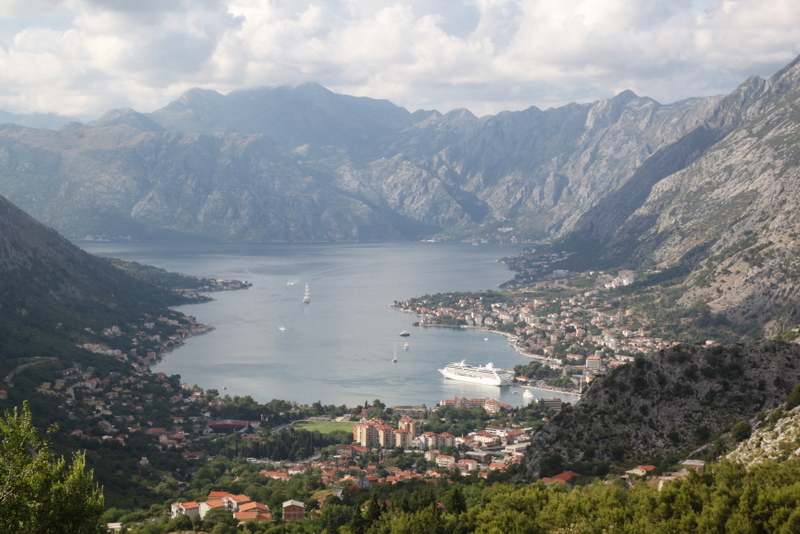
left=404, top=342, right=409, bottom=350
left=399, top=331, right=410, bottom=337
left=392, top=342, right=398, bottom=363
left=303, top=283, right=310, bottom=304
left=523, top=389, right=534, bottom=399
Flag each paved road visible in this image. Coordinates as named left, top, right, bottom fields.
left=4, top=357, right=59, bottom=386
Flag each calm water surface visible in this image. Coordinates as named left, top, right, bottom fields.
left=77, top=241, right=578, bottom=408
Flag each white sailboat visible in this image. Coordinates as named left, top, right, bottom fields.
left=523, top=389, right=534, bottom=399
left=303, top=283, right=310, bottom=304
left=392, top=342, right=398, bottom=363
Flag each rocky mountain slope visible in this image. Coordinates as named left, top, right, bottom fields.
left=728, top=404, right=800, bottom=468
left=520, top=340, right=800, bottom=479
left=561, top=56, right=800, bottom=334
left=0, top=118, right=418, bottom=241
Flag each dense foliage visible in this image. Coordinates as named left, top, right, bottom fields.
left=124, top=457, right=800, bottom=533
left=0, top=402, right=104, bottom=533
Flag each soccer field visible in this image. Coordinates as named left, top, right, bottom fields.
left=293, top=420, right=355, bottom=434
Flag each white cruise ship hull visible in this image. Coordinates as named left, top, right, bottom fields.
left=438, top=363, right=514, bottom=386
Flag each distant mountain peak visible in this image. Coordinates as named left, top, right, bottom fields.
left=175, top=87, right=225, bottom=106
left=89, top=108, right=165, bottom=132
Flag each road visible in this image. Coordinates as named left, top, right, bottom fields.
left=4, top=357, right=59, bottom=387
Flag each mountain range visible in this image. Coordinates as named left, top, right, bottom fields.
left=2, top=55, right=800, bottom=331
left=0, top=68, right=728, bottom=243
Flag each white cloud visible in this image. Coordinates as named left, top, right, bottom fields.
left=0, top=0, right=797, bottom=119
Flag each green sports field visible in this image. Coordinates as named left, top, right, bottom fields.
left=293, top=420, right=355, bottom=434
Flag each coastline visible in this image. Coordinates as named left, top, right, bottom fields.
left=398, top=308, right=582, bottom=400
left=515, top=383, right=582, bottom=399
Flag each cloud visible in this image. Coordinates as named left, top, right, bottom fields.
left=0, top=0, right=798, bottom=119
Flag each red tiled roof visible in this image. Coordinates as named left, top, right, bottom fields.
left=239, top=502, right=269, bottom=513
left=551, top=471, right=581, bottom=482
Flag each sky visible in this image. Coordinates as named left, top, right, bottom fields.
left=0, top=0, right=799, bottom=120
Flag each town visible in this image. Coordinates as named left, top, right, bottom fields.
left=391, top=266, right=725, bottom=393
left=0, top=265, right=724, bottom=531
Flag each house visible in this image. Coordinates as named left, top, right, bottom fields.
left=283, top=500, right=305, bottom=520
left=625, top=465, right=657, bottom=477
left=235, top=501, right=271, bottom=522
left=170, top=501, right=200, bottom=519
left=207, top=419, right=250, bottom=432
left=435, top=455, right=455, bottom=468
left=472, top=430, right=499, bottom=446
left=550, top=471, right=581, bottom=483
left=200, top=491, right=232, bottom=518
left=239, top=502, right=270, bottom=515
left=234, top=511, right=272, bottom=522
left=503, top=443, right=529, bottom=457
left=222, top=494, right=252, bottom=511
left=454, top=459, right=478, bottom=472
left=261, top=470, right=290, bottom=480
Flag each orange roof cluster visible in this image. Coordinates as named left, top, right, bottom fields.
left=541, top=471, right=581, bottom=484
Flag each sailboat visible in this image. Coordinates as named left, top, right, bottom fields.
left=392, top=342, right=398, bottom=363
left=303, top=283, right=310, bottom=304
left=523, top=389, right=534, bottom=399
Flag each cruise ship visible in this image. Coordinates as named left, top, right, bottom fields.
left=438, top=360, right=515, bottom=386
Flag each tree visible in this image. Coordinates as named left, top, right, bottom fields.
left=731, top=420, right=752, bottom=442
left=0, top=402, right=104, bottom=533
left=202, top=507, right=238, bottom=531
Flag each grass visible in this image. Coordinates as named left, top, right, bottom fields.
left=293, top=420, right=355, bottom=434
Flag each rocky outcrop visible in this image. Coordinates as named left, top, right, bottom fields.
left=520, top=340, right=800, bottom=479
left=728, top=406, right=800, bottom=468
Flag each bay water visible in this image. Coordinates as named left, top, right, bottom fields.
left=77, top=241, right=578, bottom=409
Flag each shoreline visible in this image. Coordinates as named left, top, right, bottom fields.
left=396, top=307, right=582, bottom=399
left=515, top=383, right=582, bottom=399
